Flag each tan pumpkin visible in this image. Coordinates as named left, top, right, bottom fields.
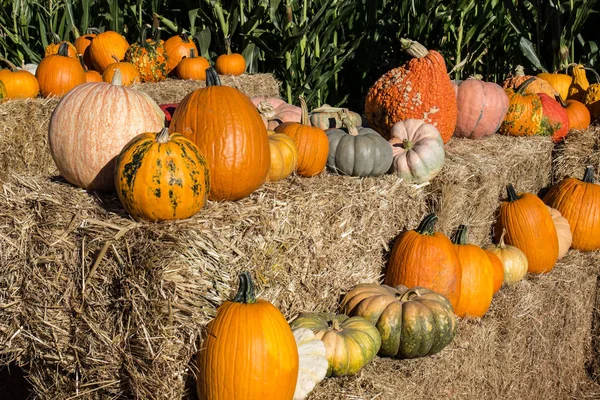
left=546, top=205, right=572, bottom=259
left=267, top=130, right=298, bottom=182
left=483, top=229, right=529, bottom=284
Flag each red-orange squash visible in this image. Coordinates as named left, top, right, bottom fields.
left=0, top=58, right=39, bottom=99
left=36, top=42, right=86, bottom=97
left=89, top=30, right=130, bottom=73
left=538, top=93, right=569, bottom=143
left=197, top=272, right=299, bottom=400
left=384, top=213, right=462, bottom=310
left=170, top=67, right=270, bottom=201
left=365, top=38, right=458, bottom=143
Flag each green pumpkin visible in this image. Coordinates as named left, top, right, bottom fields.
left=290, top=312, right=381, bottom=377
left=340, top=283, right=457, bottom=359
left=326, top=113, right=393, bottom=177
left=309, top=104, right=362, bottom=130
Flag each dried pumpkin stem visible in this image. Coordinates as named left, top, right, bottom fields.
left=78, top=54, right=88, bottom=72
left=57, top=42, right=70, bottom=57
left=311, top=104, right=347, bottom=114
left=514, top=65, right=525, bottom=77
left=583, top=166, right=595, bottom=183
left=189, top=48, right=196, bottom=58
left=206, top=67, right=221, bottom=87
left=506, top=184, right=519, bottom=202
left=181, top=32, right=189, bottom=42
left=399, top=38, right=428, bottom=58
left=415, top=213, right=438, bottom=236
left=498, top=229, right=508, bottom=249
left=0, top=58, right=18, bottom=72
left=156, top=127, right=170, bottom=144
left=110, top=69, right=123, bottom=86
left=233, top=271, right=257, bottom=304
left=339, top=111, right=359, bottom=136
left=299, top=96, right=310, bottom=126
left=225, top=36, right=232, bottom=55
left=330, top=318, right=341, bottom=331
left=257, top=101, right=277, bottom=120
left=451, top=224, right=468, bottom=245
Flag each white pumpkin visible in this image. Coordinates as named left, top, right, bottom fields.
left=48, top=70, right=164, bottom=192
left=293, top=327, right=328, bottom=400
left=547, top=206, right=572, bottom=259
left=483, top=229, right=529, bottom=284
left=18, top=60, right=38, bottom=75
left=388, top=119, right=445, bottom=184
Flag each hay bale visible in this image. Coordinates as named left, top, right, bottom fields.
left=553, top=127, right=600, bottom=183
left=309, top=250, right=600, bottom=400
left=429, top=135, right=554, bottom=245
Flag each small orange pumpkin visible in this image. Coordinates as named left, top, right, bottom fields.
left=176, top=49, right=210, bottom=80
left=0, top=58, right=39, bottom=99
left=164, top=32, right=198, bottom=73
left=36, top=42, right=86, bottom=97
left=78, top=55, right=103, bottom=83
left=267, top=130, right=298, bottom=182
left=561, top=98, right=591, bottom=131
left=215, top=37, right=246, bottom=76
left=102, top=57, right=141, bottom=86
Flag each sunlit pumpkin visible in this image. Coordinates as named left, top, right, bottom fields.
left=89, top=30, right=130, bottom=73
left=44, top=33, right=77, bottom=58
left=499, top=78, right=552, bottom=137
left=102, top=57, right=141, bottom=86
left=267, top=130, right=298, bottom=182
left=176, top=49, right=210, bottom=81
left=164, top=32, right=198, bottom=73
left=124, top=28, right=169, bottom=82
left=502, top=65, right=559, bottom=98
left=215, top=38, right=246, bottom=76
left=74, top=28, right=99, bottom=70
left=483, top=229, right=529, bottom=285
left=0, top=58, right=39, bottom=99
left=36, top=42, right=86, bottom=97
left=537, top=70, right=572, bottom=101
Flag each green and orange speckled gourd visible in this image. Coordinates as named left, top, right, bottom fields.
left=125, top=28, right=169, bottom=83
left=499, top=78, right=552, bottom=137
left=364, top=38, right=458, bottom=144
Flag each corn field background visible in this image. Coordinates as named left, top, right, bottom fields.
left=0, top=0, right=599, bottom=109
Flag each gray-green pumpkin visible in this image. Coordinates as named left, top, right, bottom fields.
left=326, top=113, right=393, bottom=177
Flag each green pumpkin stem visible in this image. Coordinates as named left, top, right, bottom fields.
left=206, top=67, right=221, bottom=87
left=57, top=42, right=70, bottom=57
left=78, top=54, right=88, bottom=72
left=299, top=96, right=310, bottom=125
left=399, top=38, right=428, bottom=59
left=415, top=213, right=438, bottom=236
left=328, top=318, right=341, bottom=331
left=402, top=139, right=413, bottom=150
left=110, top=69, right=123, bottom=87
left=555, top=94, right=568, bottom=107
left=451, top=225, right=468, bottom=245
left=225, top=36, right=232, bottom=55
left=0, top=58, right=18, bottom=72
left=233, top=271, right=257, bottom=304
left=156, top=127, right=170, bottom=144
left=515, top=77, right=537, bottom=94
left=87, top=27, right=101, bottom=35
left=47, top=31, right=61, bottom=44
left=583, top=166, right=595, bottom=183
left=339, top=111, right=359, bottom=136
left=506, top=184, right=519, bottom=202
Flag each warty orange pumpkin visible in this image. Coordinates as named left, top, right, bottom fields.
left=124, top=28, right=169, bottom=82
left=36, top=42, right=86, bottom=97
left=44, top=33, right=77, bottom=58
left=502, top=65, right=559, bottom=98
left=567, top=64, right=591, bottom=102
left=197, top=271, right=299, bottom=400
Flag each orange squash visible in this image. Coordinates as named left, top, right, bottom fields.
left=275, top=97, right=329, bottom=177
left=0, top=58, right=39, bottom=99
left=503, top=65, right=559, bottom=98
left=494, top=184, right=559, bottom=274
left=164, top=32, right=198, bottom=73
left=197, top=272, right=299, bottom=400
left=486, top=251, right=504, bottom=294
left=36, top=42, right=86, bottom=97
left=89, top=30, right=130, bottom=73
left=537, top=70, right=572, bottom=101
left=170, top=67, right=270, bottom=201
left=452, top=225, right=494, bottom=318
left=567, top=64, right=591, bottom=102
left=365, top=38, right=457, bottom=143
left=384, top=213, right=462, bottom=310
left=267, top=130, right=298, bottom=182
left=544, top=166, right=600, bottom=251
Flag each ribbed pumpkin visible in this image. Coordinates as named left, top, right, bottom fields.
left=44, top=33, right=77, bottom=58
left=0, top=58, right=39, bottom=99
left=125, top=29, right=169, bottom=83
left=89, top=30, right=130, bottom=73
left=388, top=119, right=445, bottom=184
left=171, top=67, right=270, bottom=201
left=215, top=38, right=246, bottom=76
left=502, top=65, right=559, bottom=98
left=164, top=32, right=198, bottom=73
left=452, top=225, right=494, bottom=318
left=252, top=97, right=302, bottom=130
left=543, top=166, right=600, bottom=251
left=385, top=213, right=462, bottom=309
left=452, top=77, right=509, bottom=139
left=309, top=104, right=362, bottom=130
left=176, top=49, right=210, bottom=80
left=538, top=93, right=569, bottom=143
left=486, top=252, right=504, bottom=294
left=537, top=71, right=572, bottom=101
left=567, top=64, right=591, bottom=102
left=494, top=184, right=559, bottom=274
left=546, top=206, right=572, bottom=259
left=483, top=230, right=529, bottom=285
left=561, top=99, right=590, bottom=131
left=48, top=70, right=165, bottom=191
left=365, top=38, right=457, bottom=143
left=326, top=112, right=393, bottom=177
left=74, top=29, right=98, bottom=70
left=267, top=130, right=298, bottom=182
left=290, top=313, right=381, bottom=377
left=499, top=78, right=552, bottom=137
left=36, top=43, right=86, bottom=97
left=197, top=272, right=299, bottom=400
left=102, top=57, right=141, bottom=86
left=341, top=283, right=457, bottom=359
left=114, top=127, right=210, bottom=221
left=275, top=97, right=329, bottom=177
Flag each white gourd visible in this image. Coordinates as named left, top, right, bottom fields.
left=293, top=327, right=328, bottom=400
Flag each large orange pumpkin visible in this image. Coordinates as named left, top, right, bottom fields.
left=89, top=30, right=130, bottom=73
left=365, top=39, right=457, bottom=143
left=543, top=166, right=600, bottom=251
left=197, top=271, right=299, bottom=400
left=499, top=78, right=552, bottom=137
left=36, top=42, right=86, bottom=97
left=384, top=213, right=462, bottom=310
left=275, top=97, right=329, bottom=177
left=170, top=67, right=270, bottom=201
left=452, top=225, right=494, bottom=318
left=48, top=70, right=165, bottom=191
left=494, top=184, right=559, bottom=274
left=0, top=58, right=39, bottom=99
left=164, top=32, right=198, bottom=73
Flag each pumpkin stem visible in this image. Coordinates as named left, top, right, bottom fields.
left=225, top=36, right=232, bottom=55
left=497, top=228, right=507, bottom=249
left=57, top=42, right=70, bottom=57
left=506, top=184, right=519, bottom=202
left=401, top=139, right=413, bottom=151
left=299, top=96, right=310, bottom=126
left=110, top=69, right=123, bottom=87
left=156, top=127, right=170, bottom=144
left=451, top=224, right=468, bottom=245
left=111, top=55, right=120, bottom=63
left=311, top=104, right=347, bottom=114
left=0, top=58, right=18, bottom=72
left=555, top=94, right=568, bottom=108
left=339, top=111, right=359, bottom=136
left=514, top=65, right=525, bottom=77
left=515, top=77, right=537, bottom=94
left=232, top=271, right=257, bottom=304
left=181, top=32, right=189, bottom=42
left=330, top=318, right=341, bottom=331
left=87, top=27, right=101, bottom=35
left=189, top=48, right=196, bottom=58
left=78, top=54, right=88, bottom=72
left=399, top=38, right=428, bottom=59
left=415, top=213, right=438, bottom=236
left=206, top=67, right=221, bottom=87
left=583, top=166, right=595, bottom=183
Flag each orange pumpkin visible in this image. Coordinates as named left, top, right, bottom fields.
left=114, top=127, right=210, bottom=221
left=499, top=78, right=552, bottom=137
left=486, top=251, right=505, bottom=294
left=267, top=130, right=298, bottom=182
left=537, top=71, right=572, bottom=101
left=170, top=67, right=270, bottom=201
left=494, top=184, right=559, bottom=274
left=365, top=38, right=457, bottom=143
left=36, top=42, right=86, bottom=97
left=502, top=65, right=559, bottom=98
left=124, top=29, right=169, bottom=82
left=74, top=29, right=99, bottom=70
left=164, top=32, right=198, bottom=73
left=0, top=58, right=39, bottom=99
left=44, top=33, right=77, bottom=58
left=89, top=30, right=130, bottom=73
left=197, top=271, right=299, bottom=400
left=543, top=166, right=600, bottom=251
left=275, top=97, right=329, bottom=177
left=563, top=99, right=590, bottom=131
left=215, top=38, right=246, bottom=76
left=102, top=57, right=141, bottom=86
left=176, top=49, right=210, bottom=80
left=452, top=225, right=494, bottom=318
left=384, top=213, right=462, bottom=310
left=78, top=55, right=103, bottom=83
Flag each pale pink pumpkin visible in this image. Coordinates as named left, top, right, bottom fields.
left=251, top=97, right=302, bottom=130
left=48, top=70, right=165, bottom=192
left=452, top=78, right=509, bottom=139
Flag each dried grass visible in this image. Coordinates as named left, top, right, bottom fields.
left=553, top=126, right=600, bottom=184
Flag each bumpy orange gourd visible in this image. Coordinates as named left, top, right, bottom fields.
left=89, top=30, right=130, bottom=73
left=170, top=67, right=270, bottom=201
left=125, top=29, right=169, bottom=82
left=365, top=38, right=457, bottom=143
left=567, top=64, right=590, bottom=101
left=102, top=57, right=141, bottom=86
left=114, top=127, right=210, bottom=221
left=164, top=32, right=198, bottom=73
left=502, top=65, right=559, bottom=98
left=36, top=43, right=86, bottom=97
left=267, top=130, right=298, bottom=182
left=452, top=225, right=494, bottom=318
left=546, top=205, right=572, bottom=259
left=385, top=213, right=462, bottom=310
left=275, top=97, right=329, bottom=177
left=494, top=184, right=559, bottom=274
left=0, top=58, right=39, bottom=99
left=197, top=272, right=299, bottom=400
left=544, top=166, right=600, bottom=251
left=74, top=29, right=98, bottom=70
left=215, top=38, right=246, bottom=76
left=44, top=33, right=77, bottom=58
left=583, top=83, right=600, bottom=122
left=486, top=251, right=504, bottom=294
left=176, top=49, right=210, bottom=80
left=499, top=78, right=552, bottom=137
